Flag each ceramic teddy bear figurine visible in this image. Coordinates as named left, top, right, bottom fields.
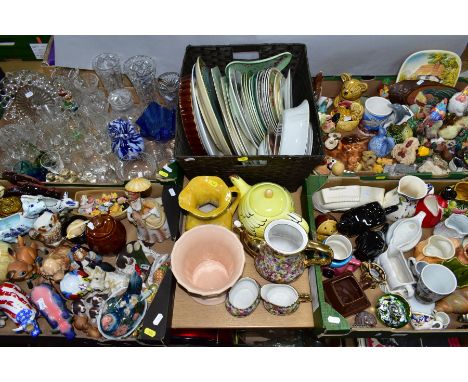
left=331, top=73, right=368, bottom=132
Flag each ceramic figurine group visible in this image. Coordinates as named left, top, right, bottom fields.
left=173, top=174, right=333, bottom=316
left=312, top=176, right=468, bottom=329
left=0, top=175, right=170, bottom=340
left=315, top=52, right=467, bottom=177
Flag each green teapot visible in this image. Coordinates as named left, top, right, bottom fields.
left=229, top=175, right=309, bottom=238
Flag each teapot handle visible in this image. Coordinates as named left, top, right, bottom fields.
left=233, top=221, right=264, bottom=259
left=303, top=241, right=334, bottom=267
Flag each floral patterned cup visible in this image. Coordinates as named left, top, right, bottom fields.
left=260, top=284, right=310, bottom=316
left=225, top=277, right=260, bottom=317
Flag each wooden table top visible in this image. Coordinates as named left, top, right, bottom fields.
left=171, top=253, right=315, bottom=329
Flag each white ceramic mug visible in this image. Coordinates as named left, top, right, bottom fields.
left=415, top=264, right=457, bottom=303
left=361, top=97, right=393, bottom=131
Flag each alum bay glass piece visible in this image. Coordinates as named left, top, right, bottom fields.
left=40, top=151, right=64, bottom=174
left=157, top=72, right=180, bottom=109
left=123, top=55, right=157, bottom=105
left=92, top=53, right=123, bottom=93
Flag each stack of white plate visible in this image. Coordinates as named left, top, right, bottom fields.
left=187, top=52, right=312, bottom=156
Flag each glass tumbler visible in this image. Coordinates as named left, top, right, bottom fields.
left=123, top=55, right=157, bottom=105
left=156, top=72, right=180, bottom=109
left=40, top=151, right=64, bottom=174
left=92, top=53, right=123, bottom=93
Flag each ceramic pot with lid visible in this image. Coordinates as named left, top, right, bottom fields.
left=229, top=175, right=309, bottom=238
left=86, top=214, right=126, bottom=255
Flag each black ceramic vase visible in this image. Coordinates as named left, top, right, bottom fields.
left=337, top=202, right=397, bottom=237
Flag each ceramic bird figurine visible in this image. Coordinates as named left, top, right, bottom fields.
left=368, top=127, right=396, bottom=157
left=424, top=98, right=447, bottom=126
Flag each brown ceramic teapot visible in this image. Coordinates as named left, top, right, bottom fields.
left=86, top=214, right=126, bottom=255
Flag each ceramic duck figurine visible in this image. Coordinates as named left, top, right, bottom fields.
left=229, top=175, right=309, bottom=238
left=368, top=127, right=396, bottom=157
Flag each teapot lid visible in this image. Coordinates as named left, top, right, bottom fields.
left=247, top=183, right=292, bottom=218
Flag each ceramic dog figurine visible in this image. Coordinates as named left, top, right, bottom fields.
left=7, top=236, right=39, bottom=282
left=29, top=212, right=63, bottom=248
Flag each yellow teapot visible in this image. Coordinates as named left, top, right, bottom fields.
left=179, top=176, right=240, bottom=231
left=229, top=175, right=309, bottom=238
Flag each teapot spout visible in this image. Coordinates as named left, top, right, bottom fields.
left=229, top=175, right=251, bottom=198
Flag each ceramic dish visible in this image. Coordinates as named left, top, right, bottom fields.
left=178, top=75, right=207, bottom=155
left=396, top=50, right=461, bottom=87
left=279, top=100, right=309, bottom=155
left=97, top=287, right=148, bottom=340
left=73, top=189, right=129, bottom=221
left=376, top=294, right=411, bottom=329
left=195, top=57, right=232, bottom=154
left=190, top=65, right=222, bottom=156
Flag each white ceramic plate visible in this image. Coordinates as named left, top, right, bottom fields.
left=211, top=66, right=242, bottom=155
left=191, top=65, right=222, bottom=156
left=195, top=57, right=232, bottom=154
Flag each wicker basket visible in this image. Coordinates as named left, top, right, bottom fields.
left=175, top=43, right=324, bottom=192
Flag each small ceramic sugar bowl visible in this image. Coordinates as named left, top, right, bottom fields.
left=225, top=277, right=260, bottom=317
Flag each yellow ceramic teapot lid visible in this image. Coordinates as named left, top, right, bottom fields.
left=247, top=183, right=291, bottom=218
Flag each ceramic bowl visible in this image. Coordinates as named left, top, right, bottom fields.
left=279, top=100, right=309, bottom=155
left=178, top=75, right=206, bottom=155
left=376, top=293, right=411, bottom=329
left=97, top=287, right=147, bottom=340
left=74, top=189, right=128, bottom=221
left=422, top=235, right=455, bottom=261
left=434, top=214, right=468, bottom=240
left=225, top=277, right=260, bottom=317
left=171, top=225, right=245, bottom=305
left=261, top=284, right=300, bottom=316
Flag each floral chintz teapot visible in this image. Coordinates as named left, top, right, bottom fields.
left=229, top=175, right=309, bottom=238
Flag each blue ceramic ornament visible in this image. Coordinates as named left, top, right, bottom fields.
left=107, top=118, right=144, bottom=160
left=369, top=127, right=395, bottom=157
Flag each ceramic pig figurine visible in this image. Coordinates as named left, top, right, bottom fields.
left=0, top=282, right=41, bottom=336
left=30, top=283, right=75, bottom=340
left=29, top=211, right=63, bottom=248
left=448, top=86, right=468, bottom=117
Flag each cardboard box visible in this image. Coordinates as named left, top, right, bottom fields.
left=303, top=175, right=468, bottom=338
left=319, top=76, right=468, bottom=180
left=0, top=181, right=181, bottom=345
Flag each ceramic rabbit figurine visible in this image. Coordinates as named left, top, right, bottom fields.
left=368, top=127, right=396, bottom=157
